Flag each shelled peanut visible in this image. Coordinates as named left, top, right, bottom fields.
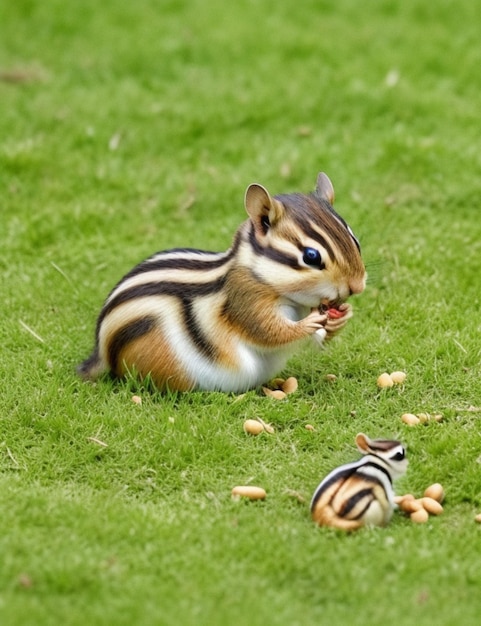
left=262, top=376, right=298, bottom=400
left=394, top=483, right=445, bottom=523
left=231, top=485, right=266, bottom=500
left=377, top=371, right=407, bottom=388
left=243, top=418, right=275, bottom=435
left=401, top=412, right=443, bottom=426
left=243, top=419, right=265, bottom=435
left=424, top=483, right=445, bottom=503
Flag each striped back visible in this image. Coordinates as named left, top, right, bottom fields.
left=310, top=434, right=407, bottom=529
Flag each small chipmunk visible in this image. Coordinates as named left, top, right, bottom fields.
left=310, top=433, right=408, bottom=531
left=77, top=172, right=366, bottom=392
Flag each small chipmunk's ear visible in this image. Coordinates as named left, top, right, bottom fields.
left=315, top=172, right=335, bottom=205
left=245, top=183, right=285, bottom=234
left=355, top=433, right=372, bottom=454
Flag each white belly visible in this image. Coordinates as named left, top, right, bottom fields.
left=180, top=340, right=295, bottom=393
left=166, top=298, right=308, bottom=392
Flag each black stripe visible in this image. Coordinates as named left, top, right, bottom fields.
left=123, top=253, right=227, bottom=278
left=310, top=465, right=358, bottom=509
left=120, top=237, right=241, bottom=282
left=181, top=297, right=219, bottom=359
left=291, top=215, right=337, bottom=262
left=368, top=440, right=402, bottom=454
left=97, top=276, right=226, bottom=330
left=108, top=316, right=156, bottom=374
left=360, top=461, right=393, bottom=486
left=108, top=301, right=218, bottom=372
left=248, top=223, right=300, bottom=268
left=310, top=457, right=392, bottom=512
left=307, top=191, right=361, bottom=253
left=93, top=237, right=240, bottom=348
left=323, top=204, right=361, bottom=253
left=341, top=487, right=375, bottom=519
left=275, top=192, right=362, bottom=259
left=273, top=193, right=338, bottom=261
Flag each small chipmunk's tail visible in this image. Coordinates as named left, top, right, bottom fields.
left=311, top=504, right=364, bottom=532
left=76, top=348, right=107, bottom=380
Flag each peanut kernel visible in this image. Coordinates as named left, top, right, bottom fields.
left=377, top=373, right=394, bottom=388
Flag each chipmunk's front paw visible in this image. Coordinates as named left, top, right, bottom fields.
left=325, top=303, right=353, bottom=337
left=302, top=308, right=328, bottom=334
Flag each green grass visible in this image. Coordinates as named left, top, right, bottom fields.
left=2, top=0, right=481, bottom=624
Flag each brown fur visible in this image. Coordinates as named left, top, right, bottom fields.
left=115, top=332, right=196, bottom=392
left=222, top=266, right=325, bottom=345
left=311, top=506, right=364, bottom=531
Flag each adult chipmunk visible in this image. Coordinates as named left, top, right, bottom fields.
left=78, top=172, right=366, bottom=392
left=310, top=433, right=408, bottom=531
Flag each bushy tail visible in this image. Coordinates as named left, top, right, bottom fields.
left=76, top=348, right=107, bottom=380
left=311, top=505, right=364, bottom=532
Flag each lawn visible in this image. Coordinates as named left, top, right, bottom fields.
left=2, top=0, right=481, bottom=624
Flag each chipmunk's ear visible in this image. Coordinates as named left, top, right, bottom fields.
left=245, top=183, right=285, bottom=234
left=315, top=172, right=335, bottom=205
left=355, top=433, right=372, bottom=454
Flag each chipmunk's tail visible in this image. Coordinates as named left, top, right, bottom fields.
left=77, top=348, right=107, bottom=380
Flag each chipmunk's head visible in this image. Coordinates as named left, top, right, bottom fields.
left=244, top=172, right=366, bottom=309
left=355, top=433, right=408, bottom=479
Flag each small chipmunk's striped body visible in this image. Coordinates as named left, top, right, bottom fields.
left=78, top=173, right=366, bottom=392
left=310, top=433, right=408, bottom=531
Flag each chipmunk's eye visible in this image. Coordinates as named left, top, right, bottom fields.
left=392, top=450, right=405, bottom=461
left=302, top=247, right=324, bottom=269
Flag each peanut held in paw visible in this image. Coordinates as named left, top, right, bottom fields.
left=323, top=303, right=353, bottom=340
left=327, top=307, right=346, bottom=319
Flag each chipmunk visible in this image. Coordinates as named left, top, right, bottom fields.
left=77, top=172, right=366, bottom=392
left=310, top=433, right=408, bottom=531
